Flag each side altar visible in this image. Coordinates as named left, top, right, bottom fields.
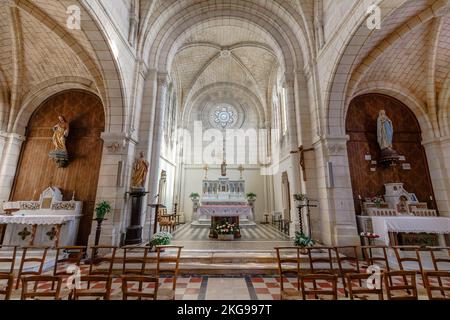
left=0, top=187, right=83, bottom=247
left=192, top=178, right=255, bottom=237
left=357, top=183, right=449, bottom=246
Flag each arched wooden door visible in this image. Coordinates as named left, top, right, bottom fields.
left=11, top=90, right=105, bottom=245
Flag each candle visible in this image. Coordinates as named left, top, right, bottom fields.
left=72, top=191, right=75, bottom=201
left=32, top=189, right=36, bottom=201
left=358, top=195, right=362, bottom=200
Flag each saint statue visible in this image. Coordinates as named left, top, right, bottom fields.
left=221, top=160, right=227, bottom=177
left=377, top=110, right=394, bottom=150
left=131, top=152, right=149, bottom=189
left=52, top=116, right=69, bottom=153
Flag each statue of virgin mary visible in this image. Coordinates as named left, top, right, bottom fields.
left=377, top=110, right=394, bottom=150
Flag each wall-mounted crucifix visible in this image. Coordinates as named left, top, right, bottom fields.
left=290, top=146, right=315, bottom=181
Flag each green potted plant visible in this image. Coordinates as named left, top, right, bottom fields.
left=189, top=193, right=200, bottom=200
left=293, top=193, right=308, bottom=203
left=294, top=231, right=315, bottom=254
left=216, top=222, right=240, bottom=240
left=246, top=193, right=257, bottom=201
left=150, top=231, right=173, bottom=248
left=95, top=201, right=112, bottom=220
left=92, top=201, right=112, bottom=260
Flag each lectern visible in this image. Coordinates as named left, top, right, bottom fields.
left=148, top=203, right=166, bottom=236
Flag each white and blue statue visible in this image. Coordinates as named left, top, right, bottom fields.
left=377, top=110, right=394, bottom=150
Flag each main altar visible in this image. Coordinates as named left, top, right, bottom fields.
left=192, top=177, right=255, bottom=238
left=0, top=187, right=82, bottom=247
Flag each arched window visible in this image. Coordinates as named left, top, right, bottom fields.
left=280, top=87, right=288, bottom=136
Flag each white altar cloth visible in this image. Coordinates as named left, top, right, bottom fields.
left=0, top=213, right=80, bottom=225
left=369, top=216, right=450, bottom=245
left=198, top=205, right=252, bottom=217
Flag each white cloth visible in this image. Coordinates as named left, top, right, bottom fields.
left=370, top=216, right=450, bottom=245
left=0, top=214, right=80, bottom=225
left=198, top=205, right=252, bottom=217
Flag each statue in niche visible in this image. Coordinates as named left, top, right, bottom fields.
left=396, top=195, right=410, bottom=215
left=49, top=115, right=70, bottom=167
left=221, top=160, right=227, bottom=177
left=377, top=110, right=399, bottom=165
left=131, top=152, right=149, bottom=190
left=377, top=110, right=394, bottom=150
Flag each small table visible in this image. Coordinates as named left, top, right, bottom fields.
left=261, top=214, right=270, bottom=224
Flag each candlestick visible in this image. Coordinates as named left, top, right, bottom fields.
left=72, top=191, right=75, bottom=201
left=32, top=190, right=36, bottom=201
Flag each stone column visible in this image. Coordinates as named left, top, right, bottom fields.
left=0, top=132, right=25, bottom=203
left=314, top=135, right=359, bottom=246
left=147, top=72, right=169, bottom=236
left=284, top=78, right=301, bottom=236
left=88, top=132, right=135, bottom=247
left=423, top=137, right=450, bottom=216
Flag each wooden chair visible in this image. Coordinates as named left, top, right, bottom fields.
left=21, top=275, right=62, bottom=300
left=361, top=245, right=391, bottom=271
left=53, top=246, right=85, bottom=282
left=427, top=246, right=450, bottom=271
left=392, top=246, right=424, bottom=274
left=122, top=245, right=151, bottom=276
left=346, top=273, right=383, bottom=300
left=71, top=275, right=112, bottom=300
left=300, top=274, right=338, bottom=300
left=16, top=246, right=49, bottom=289
left=422, top=271, right=450, bottom=300
left=0, top=245, right=18, bottom=275
left=88, top=246, right=117, bottom=289
left=0, top=274, right=14, bottom=300
left=334, top=246, right=362, bottom=297
left=384, top=271, right=418, bottom=300
left=158, top=208, right=176, bottom=233
left=156, top=246, right=183, bottom=300
left=121, top=275, right=159, bottom=300
left=306, top=246, right=335, bottom=274
left=275, top=247, right=302, bottom=300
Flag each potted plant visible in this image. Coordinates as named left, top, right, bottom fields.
left=293, top=193, right=308, bottom=203
left=216, top=222, right=239, bottom=240
left=92, top=201, right=112, bottom=260
left=150, top=231, right=172, bottom=248
left=189, top=193, right=200, bottom=200
left=371, top=196, right=383, bottom=208
left=294, top=231, right=315, bottom=254
left=246, top=193, right=257, bottom=201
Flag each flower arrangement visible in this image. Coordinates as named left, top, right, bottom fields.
left=294, top=232, right=315, bottom=248
left=216, top=222, right=240, bottom=235
left=371, top=196, right=384, bottom=208
left=150, top=231, right=173, bottom=246
left=360, top=232, right=380, bottom=239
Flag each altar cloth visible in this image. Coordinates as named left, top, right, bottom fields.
left=0, top=214, right=80, bottom=225
left=369, top=216, right=450, bottom=245
left=198, top=205, right=252, bottom=217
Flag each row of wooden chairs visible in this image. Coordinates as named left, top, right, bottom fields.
left=0, top=244, right=183, bottom=300
left=276, top=245, right=449, bottom=300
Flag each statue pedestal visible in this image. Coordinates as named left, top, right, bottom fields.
left=125, top=189, right=148, bottom=245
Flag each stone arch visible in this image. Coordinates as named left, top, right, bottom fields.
left=325, top=0, right=449, bottom=137
left=141, top=0, right=313, bottom=75
left=352, top=81, right=436, bottom=141
left=13, top=77, right=100, bottom=136
left=183, top=82, right=266, bottom=129
left=16, top=0, right=127, bottom=133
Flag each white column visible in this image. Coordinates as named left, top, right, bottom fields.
left=147, top=72, right=169, bottom=236
left=88, top=132, right=136, bottom=247
left=314, top=135, right=359, bottom=246
left=423, top=137, right=450, bottom=216
left=0, top=132, right=25, bottom=203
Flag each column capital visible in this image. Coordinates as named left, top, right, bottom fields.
left=157, top=72, right=169, bottom=86
left=0, top=131, right=26, bottom=142
left=101, top=132, right=136, bottom=155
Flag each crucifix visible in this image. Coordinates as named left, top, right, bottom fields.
left=291, top=145, right=315, bottom=181
left=203, top=164, right=209, bottom=179
left=238, top=165, right=244, bottom=179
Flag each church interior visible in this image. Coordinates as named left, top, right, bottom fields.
left=0, top=0, right=449, bottom=302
